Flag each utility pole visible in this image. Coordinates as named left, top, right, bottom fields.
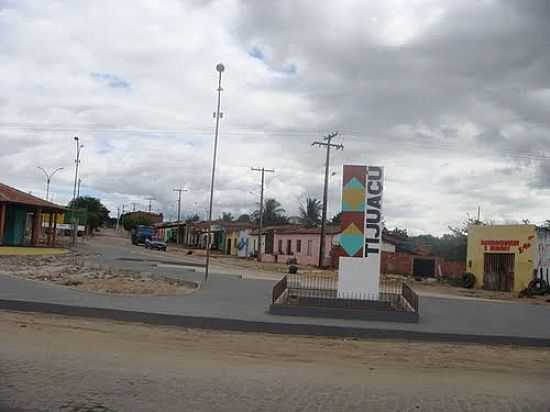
left=204, top=63, right=225, bottom=284
left=115, top=206, right=120, bottom=232
left=77, top=178, right=82, bottom=198
left=131, top=202, right=137, bottom=212
left=173, top=188, right=188, bottom=222
left=119, top=204, right=126, bottom=232
left=146, top=197, right=155, bottom=213
left=251, top=167, right=274, bottom=261
left=72, top=136, right=84, bottom=246
left=312, top=132, right=343, bottom=267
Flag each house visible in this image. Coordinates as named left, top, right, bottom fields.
left=0, top=182, right=65, bottom=246
left=466, top=224, right=549, bottom=292
left=224, top=224, right=254, bottom=257
left=251, top=224, right=340, bottom=266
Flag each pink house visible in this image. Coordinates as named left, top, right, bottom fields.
left=269, top=225, right=340, bottom=267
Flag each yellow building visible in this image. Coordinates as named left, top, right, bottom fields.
left=467, top=225, right=536, bottom=292
left=224, top=229, right=240, bottom=256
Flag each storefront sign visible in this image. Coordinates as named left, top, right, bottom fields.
left=481, top=240, right=521, bottom=252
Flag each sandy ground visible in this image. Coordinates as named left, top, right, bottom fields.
left=2, top=310, right=549, bottom=372
left=0, top=253, right=196, bottom=295
left=1, top=311, right=550, bottom=411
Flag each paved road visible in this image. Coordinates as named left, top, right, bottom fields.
left=1, top=234, right=550, bottom=343
left=2, top=311, right=549, bottom=412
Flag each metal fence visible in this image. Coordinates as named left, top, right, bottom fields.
left=273, top=274, right=418, bottom=312
left=401, top=282, right=419, bottom=312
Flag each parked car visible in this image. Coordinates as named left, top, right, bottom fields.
left=145, top=238, right=167, bottom=251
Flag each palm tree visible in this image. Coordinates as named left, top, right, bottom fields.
left=253, top=198, right=288, bottom=225
left=299, top=197, right=321, bottom=226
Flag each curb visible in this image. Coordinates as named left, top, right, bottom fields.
left=1, top=299, right=549, bottom=347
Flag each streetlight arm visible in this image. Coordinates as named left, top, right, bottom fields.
left=37, top=166, right=49, bottom=180
left=51, top=167, right=64, bottom=179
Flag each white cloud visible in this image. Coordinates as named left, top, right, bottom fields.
left=1, top=0, right=550, bottom=235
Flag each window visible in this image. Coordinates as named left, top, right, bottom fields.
left=307, top=240, right=313, bottom=256
left=287, top=239, right=292, bottom=255
left=296, top=239, right=302, bottom=254
left=278, top=239, right=283, bottom=254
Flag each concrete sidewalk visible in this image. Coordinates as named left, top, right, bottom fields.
left=1, top=271, right=550, bottom=346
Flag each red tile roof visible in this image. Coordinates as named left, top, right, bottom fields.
left=0, top=182, right=65, bottom=211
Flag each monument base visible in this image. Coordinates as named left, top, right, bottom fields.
left=337, top=257, right=380, bottom=298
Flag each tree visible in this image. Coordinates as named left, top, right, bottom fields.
left=331, top=212, right=342, bottom=225
left=236, top=214, right=251, bottom=223
left=253, top=198, right=288, bottom=225
left=385, top=226, right=408, bottom=240
left=122, top=213, right=153, bottom=231
left=299, top=197, right=321, bottom=226
left=221, top=212, right=234, bottom=222
left=185, top=214, right=200, bottom=223
left=67, top=196, right=110, bottom=234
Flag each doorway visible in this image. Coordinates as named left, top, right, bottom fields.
left=483, top=253, right=515, bottom=291
left=413, top=258, right=435, bottom=277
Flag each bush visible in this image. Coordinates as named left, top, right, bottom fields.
left=288, top=265, right=298, bottom=274
left=463, top=272, right=476, bottom=289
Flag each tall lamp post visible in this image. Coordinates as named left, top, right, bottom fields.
left=37, top=166, right=64, bottom=201
left=204, top=63, right=225, bottom=283
left=72, top=136, right=84, bottom=246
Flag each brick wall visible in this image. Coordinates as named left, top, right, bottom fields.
left=381, top=251, right=412, bottom=275
left=439, top=260, right=465, bottom=277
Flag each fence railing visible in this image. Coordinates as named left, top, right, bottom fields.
left=273, top=274, right=418, bottom=312
left=272, top=276, right=288, bottom=303
left=401, top=282, right=419, bottom=312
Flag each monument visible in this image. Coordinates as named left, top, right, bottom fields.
left=337, top=165, right=384, bottom=298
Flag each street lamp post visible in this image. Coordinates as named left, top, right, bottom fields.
left=37, top=166, right=64, bottom=201
left=204, top=63, right=225, bottom=284
left=72, top=136, right=84, bottom=246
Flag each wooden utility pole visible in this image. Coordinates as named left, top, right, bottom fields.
left=312, top=132, right=343, bottom=267
left=251, top=167, right=274, bottom=261
left=173, top=188, right=188, bottom=222
left=146, top=197, right=155, bottom=213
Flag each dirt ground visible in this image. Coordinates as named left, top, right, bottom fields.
left=2, top=310, right=550, bottom=373
left=0, top=253, right=196, bottom=295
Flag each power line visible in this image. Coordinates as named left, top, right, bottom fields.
left=312, top=131, right=343, bottom=268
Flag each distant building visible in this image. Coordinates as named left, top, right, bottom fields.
left=123, top=211, right=163, bottom=225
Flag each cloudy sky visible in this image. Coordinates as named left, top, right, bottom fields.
left=1, top=0, right=550, bottom=235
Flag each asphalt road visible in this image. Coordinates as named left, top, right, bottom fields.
left=1, top=311, right=550, bottom=412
